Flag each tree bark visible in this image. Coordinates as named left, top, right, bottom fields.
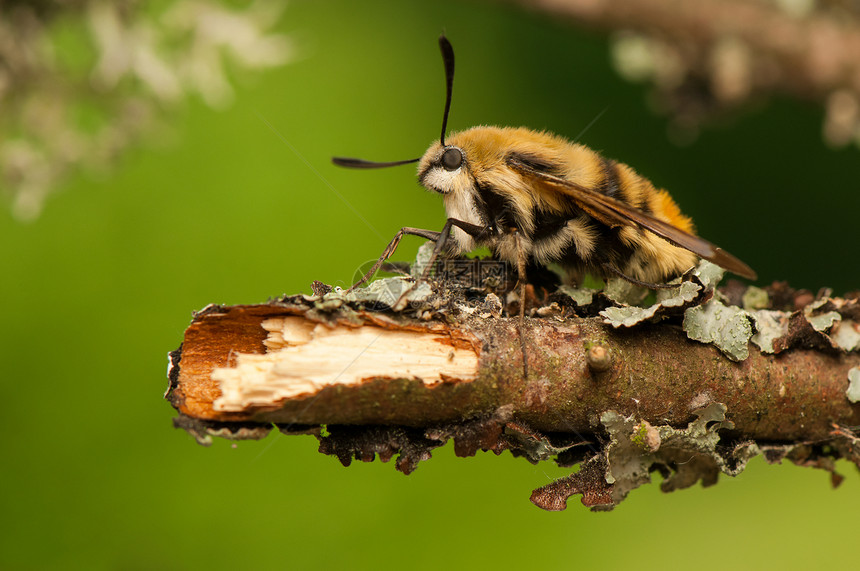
left=165, top=276, right=860, bottom=511
left=168, top=300, right=860, bottom=438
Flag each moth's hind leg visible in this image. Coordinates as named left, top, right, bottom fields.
left=514, top=230, right=530, bottom=377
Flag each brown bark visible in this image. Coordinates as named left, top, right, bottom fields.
left=165, top=280, right=860, bottom=510
left=167, top=300, right=860, bottom=440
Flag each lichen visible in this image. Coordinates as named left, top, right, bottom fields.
left=683, top=299, right=753, bottom=361
left=749, top=309, right=788, bottom=353
left=846, top=367, right=860, bottom=403
left=601, top=403, right=738, bottom=506
left=807, top=311, right=841, bottom=332
left=343, top=277, right=433, bottom=310
left=601, top=304, right=663, bottom=327
left=557, top=285, right=596, bottom=307
left=742, top=285, right=769, bottom=310
left=410, top=241, right=436, bottom=278
left=691, top=260, right=725, bottom=289
left=601, top=278, right=702, bottom=328
left=602, top=278, right=650, bottom=306
left=833, top=320, right=860, bottom=351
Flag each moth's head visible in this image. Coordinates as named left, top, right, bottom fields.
left=417, top=140, right=473, bottom=195
left=331, top=35, right=462, bottom=186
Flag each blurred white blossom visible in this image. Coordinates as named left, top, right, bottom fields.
left=602, top=0, right=860, bottom=147
left=0, top=0, right=292, bottom=221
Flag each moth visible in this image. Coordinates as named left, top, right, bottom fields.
left=333, top=35, right=756, bottom=297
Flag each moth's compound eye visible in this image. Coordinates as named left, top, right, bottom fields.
left=441, top=147, right=463, bottom=171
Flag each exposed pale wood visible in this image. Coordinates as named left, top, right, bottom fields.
left=213, top=317, right=479, bottom=412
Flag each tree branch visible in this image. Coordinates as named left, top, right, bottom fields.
left=498, top=0, right=860, bottom=146
left=165, top=260, right=860, bottom=511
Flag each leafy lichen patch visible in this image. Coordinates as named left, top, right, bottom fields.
left=342, top=277, right=434, bottom=310
left=833, top=320, right=860, bottom=351
left=847, top=367, right=860, bottom=403
left=600, top=304, right=662, bottom=328
left=683, top=299, right=752, bottom=361
left=807, top=310, right=841, bottom=332
left=692, top=260, right=725, bottom=289
left=410, top=241, right=436, bottom=278
left=603, top=278, right=650, bottom=306
left=557, top=285, right=596, bottom=307
left=532, top=403, right=755, bottom=511
left=749, top=309, right=789, bottom=353
left=600, top=403, right=739, bottom=507
left=742, top=285, right=769, bottom=310
left=601, top=278, right=703, bottom=328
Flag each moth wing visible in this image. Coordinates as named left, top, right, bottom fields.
left=507, top=156, right=757, bottom=280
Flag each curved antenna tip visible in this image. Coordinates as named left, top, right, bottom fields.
left=332, top=156, right=420, bottom=169
left=438, top=35, right=455, bottom=146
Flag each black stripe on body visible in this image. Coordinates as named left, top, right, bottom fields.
left=507, top=152, right=564, bottom=176
left=599, top=157, right=654, bottom=216
left=599, top=157, right=621, bottom=199
left=474, top=181, right=513, bottom=232
left=559, top=218, right=636, bottom=271
left=528, top=209, right=570, bottom=242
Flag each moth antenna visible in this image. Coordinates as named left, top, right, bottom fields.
left=438, top=35, right=455, bottom=147
left=332, top=157, right=419, bottom=169
left=333, top=36, right=456, bottom=169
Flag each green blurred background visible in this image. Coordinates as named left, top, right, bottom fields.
left=2, top=1, right=859, bottom=569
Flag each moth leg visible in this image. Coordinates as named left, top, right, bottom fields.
left=419, top=217, right=488, bottom=281
left=387, top=218, right=489, bottom=310
left=379, top=260, right=411, bottom=276
left=348, top=227, right=442, bottom=292
left=601, top=263, right=679, bottom=290
left=514, top=229, right=529, bottom=378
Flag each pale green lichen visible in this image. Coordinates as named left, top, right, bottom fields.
left=656, top=280, right=703, bottom=307
left=833, top=320, right=860, bottom=352
left=601, top=280, right=701, bottom=328
left=749, top=309, right=788, bottom=353
left=343, top=277, right=433, bottom=308
left=682, top=299, right=752, bottom=361
left=846, top=367, right=860, bottom=403
left=410, top=241, right=436, bottom=278
left=742, top=286, right=769, bottom=310
left=807, top=311, right=841, bottom=332
left=601, top=304, right=662, bottom=328
left=603, top=278, right=650, bottom=306
left=557, top=285, right=596, bottom=307
left=600, top=403, right=743, bottom=507
left=691, top=261, right=725, bottom=289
